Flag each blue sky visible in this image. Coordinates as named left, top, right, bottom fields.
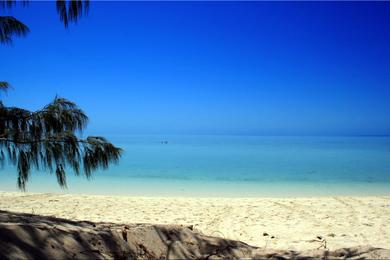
left=1, top=1, right=390, bottom=136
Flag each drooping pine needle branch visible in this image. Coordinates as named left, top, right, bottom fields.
left=0, top=97, right=122, bottom=190
left=56, top=0, right=89, bottom=28
left=1, top=0, right=89, bottom=44
left=1, top=0, right=116, bottom=190
left=0, top=16, right=29, bottom=44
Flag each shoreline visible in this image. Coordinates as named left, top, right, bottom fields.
left=2, top=190, right=390, bottom=199
left=1, top=177, right=390, bottom=197
left=1, top=191, right=389, bottom=251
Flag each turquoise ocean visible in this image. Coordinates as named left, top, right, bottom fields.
left=1, top=135, right=390, bottom=197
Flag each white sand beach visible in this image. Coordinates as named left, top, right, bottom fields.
left=0, top=191, right=389, bottom=251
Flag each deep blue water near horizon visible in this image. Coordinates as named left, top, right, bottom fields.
left=1, top=135, right=390, bottom=196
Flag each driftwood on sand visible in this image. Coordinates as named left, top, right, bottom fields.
left=0, top=210, right=389, bottom=259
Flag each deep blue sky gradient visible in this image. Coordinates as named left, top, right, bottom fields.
left=1, top=1, right=390, bottom=135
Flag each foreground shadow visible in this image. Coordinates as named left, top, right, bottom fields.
left=0, top=210, right=388, bottom=260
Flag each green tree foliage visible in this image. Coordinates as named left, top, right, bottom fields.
left=0, top=0, right=122, bottom=190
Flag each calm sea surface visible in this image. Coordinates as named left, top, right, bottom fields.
left=1, top=135, right=390, bottom=196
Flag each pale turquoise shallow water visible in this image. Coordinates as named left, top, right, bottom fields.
left=1, top=135, right=390, bottom=196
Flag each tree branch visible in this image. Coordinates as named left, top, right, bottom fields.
left=0, top=137, right=89, bottom=144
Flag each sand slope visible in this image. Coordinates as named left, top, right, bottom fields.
left=0, top=192, right=390, bottom=251
left=1, top=210, right=390, bottom=260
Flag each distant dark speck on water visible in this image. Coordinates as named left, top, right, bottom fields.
left=161, top=141, right=168, bottom=144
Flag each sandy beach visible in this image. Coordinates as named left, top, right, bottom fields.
left=0, top=191, right=389, bottom=251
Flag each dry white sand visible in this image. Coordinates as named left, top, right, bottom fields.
left=0, top=191, right=389, bottom=251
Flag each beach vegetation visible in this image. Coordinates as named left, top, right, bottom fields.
left=0, top=0, right=122, bottom=190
